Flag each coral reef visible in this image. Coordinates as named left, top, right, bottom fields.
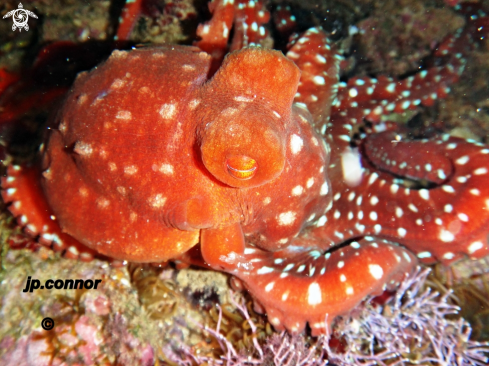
left=172, top=268, right=489, bottom=365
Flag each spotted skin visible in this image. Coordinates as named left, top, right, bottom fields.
left=233, top=236, right=415, bottom=335
left=2, top=0, right=489, bottom=336
left=196, top=0, right=270, bottom=63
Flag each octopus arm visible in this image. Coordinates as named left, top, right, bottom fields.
left=233, top=237, right=416, bottom=335
left=1, top=164, right=97, bottom=261
left=287, top=27, right=341, bottom=128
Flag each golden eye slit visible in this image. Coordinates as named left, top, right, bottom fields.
left=226, top=156, right=257, bottom=180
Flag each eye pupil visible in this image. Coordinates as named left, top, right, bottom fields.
left=226, top=156, right=257, bottom=180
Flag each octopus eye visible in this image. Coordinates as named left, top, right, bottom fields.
left=226, top=155, right=257, bottom=180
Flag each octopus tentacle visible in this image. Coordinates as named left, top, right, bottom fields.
left=287, top=27, right=341, bottom=127
left=317, top=129, right=489, bottom=263
left=195, top=0, right=270, bottom=64
left=1, top=164, right=96, bottom=261
left=364, top=131, right=454, bottom=185
left=232, top=237, right=416, bottom=335
left=308, top=6, right=489, bottom=264
left=272, top=5, right=297, bottom=39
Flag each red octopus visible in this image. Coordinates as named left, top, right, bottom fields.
left=1, top=0, right=489, bottom=335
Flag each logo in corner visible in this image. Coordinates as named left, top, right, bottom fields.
left=3, top=3, right=38, bottom=32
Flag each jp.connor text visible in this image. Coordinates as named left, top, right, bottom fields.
left=22, top=276, right=102, bottom=293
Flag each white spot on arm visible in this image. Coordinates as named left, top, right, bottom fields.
left=439, top=229, right=454, bottom=242
left=368, top=264, right=383, bottom=280
left=291, top=185, right=304, bottom=196
left=313, top=76, right=326, bottom=85
left=277, top=211, right=297, bottom=226
left=307, top=282, right=322, bottom=305
left=290, top=134, right=304, bottom=154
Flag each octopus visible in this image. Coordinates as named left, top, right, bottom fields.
left=1, top=0, right=489, bottom=335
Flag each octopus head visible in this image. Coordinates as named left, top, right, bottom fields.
left=200, top=47, right=301, bottom=188
left=200, top=103, right=287, bottom=188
